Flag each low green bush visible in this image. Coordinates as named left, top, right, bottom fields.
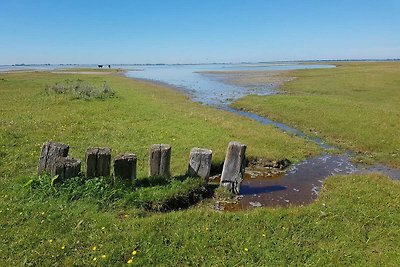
left=213, top=186, right=235, bottom=201
left=45, top=79, right=115, bottom=100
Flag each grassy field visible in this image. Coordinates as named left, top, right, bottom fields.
left=1, top=70, right=400, bottom=265
left=232, top=62, right=400, bottom=167
left=0, top=71, right=319, bottom=180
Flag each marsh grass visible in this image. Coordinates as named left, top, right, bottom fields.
left=1, top=70, right=399, bottom=265
left=45, top=79, right=115, bottom=100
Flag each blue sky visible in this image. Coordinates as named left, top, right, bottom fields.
left=0, top=0, right=399, bottom=64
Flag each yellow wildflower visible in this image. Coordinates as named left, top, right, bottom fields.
left=101, top=254, right=107, bottom=259
left=92, top=246, right=97, bottom=251
left=93, top=257, right=97, bottom=262
left=48, top=239, right=53, bottom=243
left=127, top=259, right=133, bottom=264
left=61, top=245, right=65, bottom=250
left=244, top=248, right=249, bottom=252
left=132, top=250, right=137, bottom=256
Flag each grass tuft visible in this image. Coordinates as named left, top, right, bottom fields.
left=45, top=79, right=115, bottom=100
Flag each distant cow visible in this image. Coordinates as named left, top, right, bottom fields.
left=98, top=65, right=103, bottom=69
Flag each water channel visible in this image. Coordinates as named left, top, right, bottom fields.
left=124, top=63, right=400, bottom=210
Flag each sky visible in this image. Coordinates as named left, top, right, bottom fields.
left=0, top=0, right=399, bottom=64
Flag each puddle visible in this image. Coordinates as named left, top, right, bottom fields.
left=211, top=153, right=400, bottom=211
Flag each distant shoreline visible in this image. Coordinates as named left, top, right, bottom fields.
left=1, top=58, right=399, bottom=68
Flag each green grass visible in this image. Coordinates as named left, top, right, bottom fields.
left=232, top=62, right=400, bottom=167
left=0, top=71, right=319, bottom=180
left=1, top=173, right=400, bottom=266
left=25, top=173, right=207, bottom=212
left=1, top=70, right=400, bottom=265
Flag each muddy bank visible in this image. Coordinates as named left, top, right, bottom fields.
left=200, top=70, right=293, bottom=90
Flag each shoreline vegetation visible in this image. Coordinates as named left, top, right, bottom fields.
left=1, top=64, right=400, bottom=265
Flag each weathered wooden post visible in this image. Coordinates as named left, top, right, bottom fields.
left=37, top=141, right=69, bottom=175
left=51, top=157, right=81, bottom=181
left=85, top=147, right=111, bottom=177
left=114, top=153, right=137, bottom=183
left=187, top=148, right=212, bottom=184
left=148, top=144, right=171, bottom=177
left=220, top=141, right=247, bottom=194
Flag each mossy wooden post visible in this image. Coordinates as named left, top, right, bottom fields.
left=114, top=154, right=137, bottom=183
left=187, top=148, right=212, bottom=184
left=37, top=141, right=69, bottom=175
left=220, top=141, right=247, bottom=194
left=85, top=147, right=111, bottom=177
left=51, top=157, right=81, bottom=181
left=148, top=144, right=171, bottom=177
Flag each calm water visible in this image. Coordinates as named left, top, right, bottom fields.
left=125, top=63, right=334, bottom=106
left=0, top=64, right=90, bottom=72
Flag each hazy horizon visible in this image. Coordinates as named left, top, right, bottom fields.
left=2, top=58, right=400, bottom=66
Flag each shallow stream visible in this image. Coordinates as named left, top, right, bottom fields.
left=124, top=63, right=400, bottom=210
